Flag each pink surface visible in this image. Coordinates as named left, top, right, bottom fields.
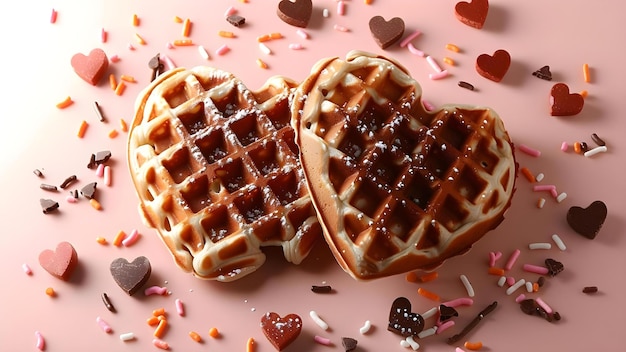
left=2, top=0, right=625, bottom=351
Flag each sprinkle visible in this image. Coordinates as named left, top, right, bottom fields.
left=528, top=242, right=551, bottom=250
left=560, top=141, right=569, bottom=152
left=515, top=293, right=527, bottom=303
left=101, top=28, right=108, bottom=43
left=488, top=251, right=502, bottom=267
left=122, top=229, right=140, bottom=247
left=442, top=297, right=473, bottom=307
left=189, top=331, right=202, bottom=342
left=128, top=43, right=135, bottom=51
left=506, top=279, right=526, bottom=295
left=488, top=267, right=505, bottom=276
left=520, top=167, right=535, bottom=182
left=152, top=308, right=166, bottom=317
left=96, top=237, right=108, bottom=245
left=153, top=319, right=168, bottom=338
left=93, top=101, right=106, bottom=122
left=96, top=316, right=113, bottom=333
left=337, top=1, right=346, bottom=15
left=573, top=141, right=582, bottom=154
left=33, top=169, right=44, bottom=178
left=323, top=8, right=330, bottom=17
left=535, top=173, right=545, bottom=182
left=506, top=276, right=515, bottom=286
left=224, top=6, right=237, bottom=17
left=50, top=9, right=58, bottom=23
left=537, top=198, right=546, bottom=209
left=145, top=286, right=168, bottom=296
left=104, top=166, right=112, bottom=186
left=580, top=141, right=589, bottom=153
left=443, top=57, right=455, bottom=66
left=218, top=30, right=236, bottom=38
left=421, top=306, right=439, bottom=319
left=147, top=316, right=159, bottom=326
left=460, top=275, right=475, bottom=297
left=533, top=184, right=557, bottom=194
left=504, top=249, right=521, bottom=270
left=208, top=327, right=220, bottom=338
left=296, top=29, right=309, bottom=39
left=152, top=338, right=169, bottom=350
left=436, top=320, right=455, bottom=334
left=426, top=56, right=443, bottom=73
left=359, top=320, right=372, bottom=334
left=109, top=54, right=120, bottom=63
left=311, top=285, right=332, bottom=293
left=591, top=133, right=606, bottom=146
left=583, top=286, right=598, bottom=294
left=447, top=301, right=497, bottom=345
left=246, top=337, right=255, bottom=352
left=256, top=59, right=268, bottom=69
left=551, top=234, right=567, bottom=251
left=120, top=332, right=135, bottom=341
left=556, top=192, right=567, bottom=203
left=166, top=42, right=174, bottom=49
left=257, top=34, right=271, bottom=42
left=215, top=44, right=230, bottom=55
left=96, top=164, right=105, bottom=177
left=518, top=144, right=541, bottom=157
left=522, top=264, right=549, bottom=275
left=583, top=63, right=591, bottom=83
left=56, top=96, right=73, bottom=109
left=115, top=81, right=126, bottom=96
left=446, top=43, right=460, bottom=52
left=535, top=297, right=553, bottom=314
left=60, top=175, right=78, bottom=189
left=23, top=263, right=33, bottom=275
left=173, top=16, right=183, bottom=23
left=429, top=70, right=449, bottom=80
left=258, top=42, right=272, bottom=55
left=288, top=43, right=304, bottom=50
left=417, top=287, right=440, bottom=301
left=464, top=341, right=483, bottom=350
left=309, top=310, right=329, bottom=330
left=458, top=81, right=475, bottom=91
left=584, top=145, right=607, bottom=157
left=418, top=271, right=439, bottom=282
left=314, top=335, right=332, bottom=345
left=132, top=14, right=140, bottom=26
left=40, top=183, right=58, bottom=192
left=45, top=287, right=55, bottom=296
left=182, top=18, right=192, bottom=37
left=76, top=120, right=89, bottom=138
left=497, top=276, right=506, bottom=287
left=400, top=30, right=422, bottom=47
left=422, top=100, right=435, bottom=111
left=198, top=45, right=210, bottom=60
left=418, top=326, right=437, bottom=339
left=407, top=42, right=425, bottom=57
left=175, top=298, right=185, bottom=316
left=101, top=293, right=116, bottom=312
left=35, top=331, right=45, bottom=351
left=532, top=65, right=552, bottom=80
left=120, top=119, right=128, bottom=132
left=525, top=281, right=534, bottom=293
left=405, top=335, right=420, bottom=350
left=113, top=231, right=126, bottom=247
left=134, top=33, right=146, bottom=45
left=333, top=24, right=350, bottom=32
left=109, top=74, right=117, bottom=90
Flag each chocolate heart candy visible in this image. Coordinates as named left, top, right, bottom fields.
left=342, top=337, right=358, bottom=351
left=550, top=83, right=584, bottom=116
left=438, top=304, right=459, bottom=322
left=388, top=297, right=424, bottom=337
left=476, top=49, right=511, bottom=82
left=369, top=16, right=405, bottom=49
left=71, top=48, right=109, bottom=86
left=455, top=0, right=489, bottom=29
left=110, top=256, right=151, bottom=296
left=545, top=258, right=564, bottom=277
left=566, top=200, right=607, bottom=239
left=39, top=241, right=78, bottom=281
left=277, top=0, right=312, bottom=28
left=260, top=312, right=302, bottom=351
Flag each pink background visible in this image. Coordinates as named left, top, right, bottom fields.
left=2, top=0, right=625, bottom=351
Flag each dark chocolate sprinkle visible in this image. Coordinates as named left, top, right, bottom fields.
left=80, top=182, right=98, bottom=199
left=93, top=101, right=106, bottom=122
left=101, top=292, right=116, bottom=313
left=226, top=15, right=246, bottom=27
left=583, top=286, right=598, bottom=294
left=532, top=65, right=552, bottom=80
left=311, top=285, right=332, bottom=293
left=580, top=141, right=589, bottom=153
left=341, top=337, right=358, bottom=352
left=40, top=183, right=58, bottom=192
left=458, top=81, right=475, bottom=91
left=447, top=301, right=497, bottom=344
left=33, top=169, right=43, bottom=178
left=59, top=175, right=77, bottom=189
left=40, top=198, right=59, bottom=214
left=591, top=133, right=606, bottom=146
left=72, top=189, right=79, bottom=198
left=537, top=276, right=546, bottom=287
left=552, top=311, right=561, bottom=321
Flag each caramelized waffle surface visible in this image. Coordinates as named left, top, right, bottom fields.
left=293, top=51, right=517, bottom=280
left=128, top=67, right=321, bottom=282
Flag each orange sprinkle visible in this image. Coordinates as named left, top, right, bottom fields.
left=96, top=237, right=108, bottom=245
left=188, top=331, right=202, bottom=342
left=208, top=327, right=220, bottom=338
left=89, top=198, right=102, bottom=210
left=56, top=96, right=74, bottom=109
left=257, top=34, right=271, bottom=42
left=120, top=119, right=128, bottom=132
left=464, top=341, right=483, bottom=350
left=443, top=57, right=455, bottom=66
left=153, top=319, right=168, bottom=338
left=218, top=30, right=236, bottom=38
left=115, top=81, right=126, bottom=96
left=173, top=39, right=193, bottom=46
left=488, top=267, right=505, bottom=276
left=417, top=287, right=440, bottom=301
left=573, top=141, right=582, bottom=154
left=418, top=271, right=439, bottom=283
left=132, top=14, right=140, bottom=26
left=533, top=282, right=539, bottom=292
left=520, top=167, right=535, bottom=183
left=152, top=308, right=166, bottom=317
left=109, top=74, right=117, bottom=90
left=173, top=16, right=183, bottom=23
left=580, top=90, right=588, bottom=98
left=45, top=287, right=56, bottom=296
left=157, top=314, right=166, bottom=321
left=134, top=33, right=146, bottom=45
left=77, top=120, right=89, bottom=138
left=583, top=63, right=591, bottom=83
left=364, top=0, right=373, bottom=4
left=270, top=32, right=283, bottom=39
left=182, top=18, right=192, bottom=37
left=256, top=58, right=268, bottom=69
left=405, top=271, right=419, bottom=283
left=246, top=337, right=255, bottom=352
left=147, top=316, right=160, bottom=326
left=112, top=230, right=126, bottom=247
left=537, top=197, right=546, bottom=209
left=120, top=74, right=135, bottom=83
left=108, top=129, right=119, bottom=139
left=445, top=43, right=460, bottom=52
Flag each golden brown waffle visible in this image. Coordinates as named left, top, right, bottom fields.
left=128, top=66, right=321, bottom=282
left=293, top=51, right=517, bottom=280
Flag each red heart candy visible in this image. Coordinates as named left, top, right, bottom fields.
left=388, top=297, right=424, bottom=337
left=71, top=48, right=109, bottom=86
left=261, top=312, right=302, bottom=351
left=38, top=242, right=78, bottom=281
left=476, top=49, right=511, bottom=82
left=550, top=83, right=584, bottom=116
left=369, top=16, right=405, bottom=49
left=455, top=0, right=489, bottom=29
left=277, top=0, right=312, bottom=28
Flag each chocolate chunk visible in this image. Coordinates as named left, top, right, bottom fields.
left=532, top=65, right=553, bottom=80
left=545, top=258, right=564, bottom=277
left=80, top=182, right=97, bottom=199
left=110, top=256, right=152, bottom=296
left=95, top=150, right=112, bottom=165
left=40, top=183, right=58, bottom=192
left=40, top=198, right=59, bottom=214
left=438, top=304, right=459, bottom=322
left=148, top=53, right=163, bottom=81
left=369, top=16, right=405, bottom=49
left=537, top=276, right=546, bottom=287
left=59, top=175, right=77, bottom=189
left=341, top=337, right=358, bottom=351
left=311, top=285, right=332, bottom=293
left=226, top=15, right=246, bottom=27
left=520, top=299, right=552, bottom=322
left=566, top=200, right=607, bottom=239
left=388, top=297, right=424, bottom=337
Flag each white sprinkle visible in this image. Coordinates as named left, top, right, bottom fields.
left=405, top=335, right=420, bottom=350
left=309, top=311, right=329, bottom=330
left=119, top=332, right=135, bottom=341
left=535, top=173, right=545, bottom=182
left=506, top=279, right=526, bottom=295
left=333, top=24, right=350, bottom=32
left=323, top=8, right=330, bottom=17
left=556, top=192, right=568, bottom=203
left=421, top=306, right=438, bottom=319
left=400, top=340, right=411, bottom=348
left=22, top=263, right=33, bottom=275
left=296, top=29, right=309, bottom=39
left=525, top=281, right=534, bottom=293
left=460, top=274, right=475, bottom=297
left=528, top=242, right=552, bottom=250
left=198, top=45, right=210, bottom=60
left=417, top=326, right=437, bottom=339
left=359, top=320, right=372, bottom=334
left=552, top=233, right=567, bottom=251
left=584, top=145, right=607, bottom=157
left=497, top=276, right=507, bottom=287
left=259, top=42, right=272, bottom=55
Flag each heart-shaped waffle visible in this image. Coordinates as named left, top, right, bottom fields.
left=128, top=67, right=321, bottom=282
left=292, top=51, right=517, bottom=280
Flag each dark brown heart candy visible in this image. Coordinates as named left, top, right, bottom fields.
left=566, top=200, right=607, bottom=239
left=369, top=16, right=405, bottom=49
left=277, top=0, right=312, bottom=28
left=110, top=256, right=151, bottom=296
left=545, top=258, right=564, bottom=277
left=341, top=337, right=358, bottom=351
left=388, top=297, right=424, bottom=337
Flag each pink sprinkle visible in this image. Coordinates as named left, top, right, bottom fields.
left=224, top=6, right=237, bottom=17
left=515, top=293, right=527, bottom=303
left=400, top=30, right=422, bottom=48
left=161, top=54, right=177, bottom=70
left=153, top=338, right=169, bottom=350
left=127, top=43, right=135, bottom=51
left=175, top=298, right=185, bottom=316
left=426, top=56, right=443, bottom=73
left=22, top=263, right=33, bottom=275
left=96, top=316, right=113, bottom=333
left=215, top=44, right=230, bottom=55
left=504, top=249, right=521, bottom=270
left=560, top=141, right=569, bottom=152
left=333, top=24, right=350, bottom=32
left=109, top=54, right=121, bottom=63
left=50, top=9, right=58, bottom=24
left=441, top=297, right=473, bottom=307
left=337, top=1, right=346, bottom=15
left=288, top=43, right=304, bottom=50
left=122, top=229, right=140, bottom=247
left=101, top=28, right=108, bottom=43
left=429, top=70, right=448, bottom=80
left=456, top=348, right=466, bottom=352
left=104, top=166, right=112, bottom=187
left=407, top=42, right=425, bottom=57
left=488, top=251, right=502, bottom=267
left=423, top=100, right=435, bottom=111
left=95, top=164, right=105, bottom=177
left=518, top=144, right=541, bottom=157
left=66, top=196, right=78, bottom=203
left=296, top=29, right=309, bottom=39
left=314, top=335, right=332, bottom=346
left=506, top=276, right=516, bottom=286
left=522, top=264, right=549, bottom=275
left=166, top=42, right=174, bottom=49
left=535, top=297, right=553, bottom=314
left=533, top=184, right=557, bottom=193
left=145, top=286, right=168, bottom=296
left=35, top=331, right=45, bottom=351
left=435, top=320, right=455, bottom=334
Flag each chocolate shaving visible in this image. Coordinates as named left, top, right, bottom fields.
left=447, top=301, right=497, bottom=344
left=88, top=150, right=112, bottom=169
left=59, top=175, right=77, bottom=189
left=438, top=304, right=459, bottom=322
left=226, top=15, right=246, bottom=27
left=532, top=65, right=552, bottom=80
left=341, top=337, right=358, bottom=351
left=311, top=285, right=332, bottom=293
left=40, top=198, right=59, bottom=214
left=458, top=81, right=475, bottom=91
left=80, top=182, right=98, bottom=199
left=40, top=183, right=58, bottom=192
left=101, top=292, right=116, bottom=313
